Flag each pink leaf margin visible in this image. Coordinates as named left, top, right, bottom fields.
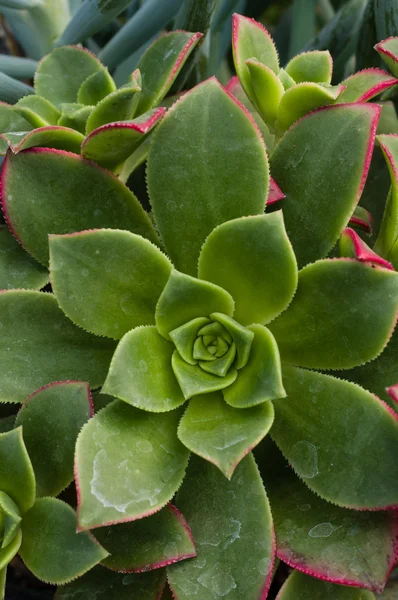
left=341, top=227, right=394, bottom=270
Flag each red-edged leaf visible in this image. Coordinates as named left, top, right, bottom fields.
left=339, top=68, right=398, bottom=103
left=375, top=37, right=398, bottom=78
left=267, top=177, right=285, bottom=205
left=349, top=206, right=373, bottom=234
left=387, top=384, right=398, bottom=404
left=0, top=126, right=84, bottom=154
left=339, top=227, right=394, bottom=269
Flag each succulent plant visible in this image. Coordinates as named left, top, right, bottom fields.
left=0, top=11, right=398, bottom=600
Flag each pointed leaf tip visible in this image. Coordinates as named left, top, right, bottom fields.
left=340, top=228, right=394, bottom=269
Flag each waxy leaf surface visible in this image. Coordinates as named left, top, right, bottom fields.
left=168, top=454, right=275, bottom=600
left=245, top=59, right=284, bottom=127
left=271, top=366, right=398, bottom=509
left=94, top=504, right=196, bottom=572
left=259, top=439, right=397, bottom=592
left=375, top=38, right=398, bottom=78
left=285, top=50, right=332, bottom=83
left=77, top=68, right=116, bottom=106
left=20, top=498, right=108, bottom=584
left=178, top=392, right=274, bottom=478
left=0, top=291, right=115, bottom=403
left=13, top=95, right=60, bottom=127
left=50, top=229, right=172, bottom=339
left=0, top=428, right=35, bottom=514
left=35, top=46, right=103, bottom=107
left=16, top=381, right=93, bottom=497
left=199, top=213, right=297, bottom=325
left=103, top=326, right=185, bottom=412
left=0, top=126, right=84, bottom=154
left=136, top=31, right=203, bottom=115
left=270, top=103, right=379, bottom=267
left=276, top=570, right=375, bottom=600
left=56, top=567, right=165, bottom=600
left=269, top=259, right=398, bottom=370
left=339, top=68, right=398, bottom=103
left=0, top=225, right=48, bottom=290
left=76, top=401, right=189, bottom=529
left=147, top=78, right=269, bottom=275
left=85, top=85, right=141, bottom=134
left=1, top=148, right=157, bottom=265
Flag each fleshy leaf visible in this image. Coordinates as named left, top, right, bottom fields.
left=85, top=85, right=142, bottom=134
left=0, top=428, right=35, bottom=514
left=136, top=31, right=203, bottom=115
left=56, top=567, right=165, bottom=600
left=0, top=290, right=115, bottom=403
left=199, top=213, right=297, bottom=325
left=168, top=454, right=275, bottom=600
left=58, top=103, right=93, bottom=134
left=375, top=37, right=398, bottom=78
left=0, top=101, right=32, bottom=133
left=276, top=83, right=345, bottom=133
left=223, top=324, right=285, bottom=408
left=13, top=95, right=60, bottom=127
left=178, top=392, right=274, bottom=478
left=1, top=148, right=157, bottom=265
left=0, top=529, right=21, bottom=571
left=268, top=259, right=398, bottom=370
left=172, top=351, right=238, bottom=399
left=268, top=177, right=286, bottom=204
left=285, top=50, right=333, bottom=84
left=35, top=46, right=103, bottom=107
left=374, top=134, right=398, bottom=258
left=245, top=59, right=284, bottom=128
left=20, top=498, right=108, bottom=584
left=258, top=438, right=397, bottom=592
left=270, top=103, right=380, bottom=267
left=147, top=78, right=269, bottom=275
left=0, top=225, right=48, bottom=290
left=349, top=206, right=373, bottom=234
left=102, top=326, right=185, bottom=412
left=232, top=13, right=279, bottom=108
left=339, top=227, right=394, bottom=269
left=15, top=381, right=93, bottom=497
left=50, top=229, right=172, bottom=339
left=276, top=570, right=375, bottom=599
left=339, top=68, right=398, bottom=103
left=0, top=492, right=21, bottom=549
left=76, top=401, right=189, bottom=529
left=271, top=365, right=398, bottom=509
left=170, top=317, right=210, bottom=365
left=94, top=504, right=196, bottom=572
left=155, top=270, right=234, bottom=340
left=0, top=126, right=84, bottom=154
left=82, top=108, right=165, bottom=170
left=77, top=69, right=116, bottom=106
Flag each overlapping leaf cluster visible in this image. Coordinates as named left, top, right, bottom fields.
left=0, top=12, right=397, bottom=600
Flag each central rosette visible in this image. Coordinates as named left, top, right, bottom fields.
left=170, top=313, right=254, bottom=381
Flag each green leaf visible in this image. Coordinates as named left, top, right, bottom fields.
left=20, top=498, right=108, bottom=584
left=77, top=68, right=116, bottom=106
left=136, top=31, right=203, bottom=115
left=276, top=83, right=344, bottom=133
left=0, top=567, right=5, bottom=600
left=232, top=13, right=279, bottom=109
left=169, top=317, right=210, bottom=365
left=270, top=103, right=380, bottom=267
left=0, top=226, right=48, bottom=290
left=276, top=570, right=375, bottom=599
left=223, top=324, right=285, bottom=408
left=0, top=101, right=32, bottom=134
left=258, top=439, right=397, bottom=592
left=155, top=270, right=234, bottom=340
left=375, top=37, right=398, bottom=77
left=178, top=392, right=274, bottom=478
left=168, top=454, right=275, bottom=600
left=0, top=492, right=21, bottom=549
left=0, top=290, right=115, bottom=403
left=76, top=401, right=189, bottom=529
left=172, top=351, right=238, bottom=399
left=198, top=212, right=297, bottom=325
left=15, top=381, right=92, bottom=497
left=0, top=72, right=33, bottom=104
left=103, top=326, right=185, bottom=412
left=339, top=68, right=398, bottom=103
left=0, top=428, right=35, bottom=514
left=82, top=108, right=165, bottom=170
left=0, top=529, right=21, bottom=570
left=1, top=148, right=158, bottom=265
left=0, top=126, right=84, bottom=155
left=268, top=259, right=398, bottom=370
left=56, top=567, right=165, bottom=600
left=147, top=78, right=269, bottom=275
left=13, top=95, right=60, bottom=127
left=50, top=229, right=172, bottom=339
left=339, top=227, right=394, bottom=270
left=94, top=503, right=196, bottom=571
left=374, top=134, right=398, bottom=258
left=245, top=59, right=284, bottom=129
left=271, top=365, right=398, bottom=509
left=285, top=50, right=333, bottom=83
left=85, top=85, right=142, bottom=134
left=35, top=46, right=103, bottom=107
left=58, top=103, right=93, bottom=134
